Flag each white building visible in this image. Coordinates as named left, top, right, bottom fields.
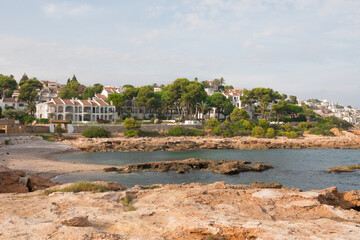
left=0, top=98, right=28, bottom=111
left=223, top=89, right=243, bottom=108
left=101, top=86, right=125, bottom=98
left=36, top=98, right=116, bottom=123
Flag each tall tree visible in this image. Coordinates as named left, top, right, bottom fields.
left=164, top=78, right=190, bottom=119
left=0, top=74, right=17, bottom=99
left=19, top=73, right=29, bottom=86
left=107, top=93, right=126, bottom=120
left=58, top=86, right=79, bottom=99
left=136, top=87, right=155, bottom=120
left=82, top=87, right=96, bottom=99
left=18, top=78, right=43, bottom=103
left=93, top=83, right=103, bottom=94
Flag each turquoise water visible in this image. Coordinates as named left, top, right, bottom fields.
left=53, top=149, right=360, bottom=191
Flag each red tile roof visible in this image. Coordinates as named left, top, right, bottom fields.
left=96, top=100, right=109, bottom=106
left=80, top=100, right=91, bottom=105
left=3, top=98, right=16, bottom=102
left=53, top=99, right=64, bottom=104
left=104, top=87, right=117, bottom=93
left=74, top=101, right=82, bottom=106
left=95, top=94, right=107, bottom=99
left=62, top=99, right=73, bottom=104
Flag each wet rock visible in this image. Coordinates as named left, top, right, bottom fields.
left=328, top=165, right=360, bottom=173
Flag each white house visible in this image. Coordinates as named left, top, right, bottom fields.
left=36, top=98, right=116, bottom=123
left=223, top=89, right=243, bottom=108
left=0, top=98, right=28, bottom=111
left=101, top=86, right=125, bottom=98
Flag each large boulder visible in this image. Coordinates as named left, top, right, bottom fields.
left=27, top=174, right=59, bottom=191
left=0, top=166, right=29, bottom=193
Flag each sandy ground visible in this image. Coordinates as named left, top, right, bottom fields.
left=0, top=139, right=109, bottom=179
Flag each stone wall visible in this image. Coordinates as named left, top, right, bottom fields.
left=24, top=126, right=50, bottom=134
left=0, top=136, right=41, bottom=146
left=72, top=124, right=203, bottom=133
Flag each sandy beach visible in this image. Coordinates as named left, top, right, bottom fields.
left=0, top=138, right=109, bottom=179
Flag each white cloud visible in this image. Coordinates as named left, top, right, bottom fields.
left=42, top=2, right=92, bottom=18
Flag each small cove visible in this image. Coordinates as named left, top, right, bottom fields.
left=52, top=149, right=360, bottom=191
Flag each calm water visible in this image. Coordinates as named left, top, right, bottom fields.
left=53, top=149, right=360, bottom=191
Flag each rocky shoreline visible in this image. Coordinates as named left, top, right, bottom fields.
left=64, top=134, right=360, bottom=152
left=1, top=182, right=360, bottom=239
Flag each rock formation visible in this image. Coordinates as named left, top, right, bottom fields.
left=103, top=158, right=274, bottom=175
left=0, top=166, right=58, bottom=193
left=64, top=135, right=360, bottom=152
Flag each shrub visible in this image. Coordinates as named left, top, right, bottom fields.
left=44, top=181, right=110, bottom=195
left=96, top=119, right=110, bottom=124
left=308, top=127, right=335, bottom=136
left=124, top=118, right=141, bottom=130
left=124, top=129, right=140, bottom=137
left=233, top=130, right=251, bottom=136
left=167, top=126, right=183, bottom=136
left=297, top=122, right=311, bottom=131
left=205, top=118, right=219, bottom=130
left=82, top=126, right=111, bottom=138
left=230, top=108, right=250, bottom=122
left=139, top=131, right=161, bottom=137
left=36, top=134, right=55, bottom=142
left=4, top=140, right=11, bottom=145
left=285, top=131, right=298, bottom=139
left=21, top=115, right=35, bottom=125
left=167, top=126, right=204, bottom=136
left=252, top=126, right=265, bottom=138
left=283, top=122, right=293, bottom=132
left=243, top=120, right=254, bottom=130
left=55, top=124, right=65, bottom=137
left=258, top=119, right=270, bottom=130
left=37, top=118, right=50, bottom=124
left=266, top=128, right=276, bottom=138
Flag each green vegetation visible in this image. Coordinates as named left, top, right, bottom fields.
left=82, top=126, right=111, bottom=138
left=37, top=118, right=50, bottom=124
left=167, top=126, right=204, bottom=136
left=55, top=124, right=65, bottom=137
left=252, top=126, right=265, bottom=138
left=36, top=134, right=55, bottom=142
left=124, top=117, right=142, bottom=137
left=44, top=181, right=110, bottom=195
left=4, top=140, right=11, bottom=145
left=119, top=195, right=136, bottom=211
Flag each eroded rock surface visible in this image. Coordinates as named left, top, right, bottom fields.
left=103, top=158, right=274, bottom=175
left=64, top=135, right=360, bottom=152
left=0, top=182, right=360, bottom=239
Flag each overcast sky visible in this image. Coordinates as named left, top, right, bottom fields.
left=0, top=0, right=359, bottom=107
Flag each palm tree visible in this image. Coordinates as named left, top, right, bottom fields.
left=27, top=103, right=36, bottom=116
left=197, top=101, right=209, bottom=121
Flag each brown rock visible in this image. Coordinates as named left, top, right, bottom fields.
left=61, top=216, right=91, bottom=227
left=27, top=174, right=59, bottom=191
left=0, top=166, right=29, bottom=193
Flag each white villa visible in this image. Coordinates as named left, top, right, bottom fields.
left=36, top=98, right=116, bottom=123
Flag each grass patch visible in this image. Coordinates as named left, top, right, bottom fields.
left=119, top=195, right=136, bottom=211
left=44, top=181, right=110, bottom=195
left=4, top=140, right=11, bottom=145
left=36, top=134, right=55, bottom=142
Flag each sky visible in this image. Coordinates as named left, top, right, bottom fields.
left=0, top=0, right=359, bottom=107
